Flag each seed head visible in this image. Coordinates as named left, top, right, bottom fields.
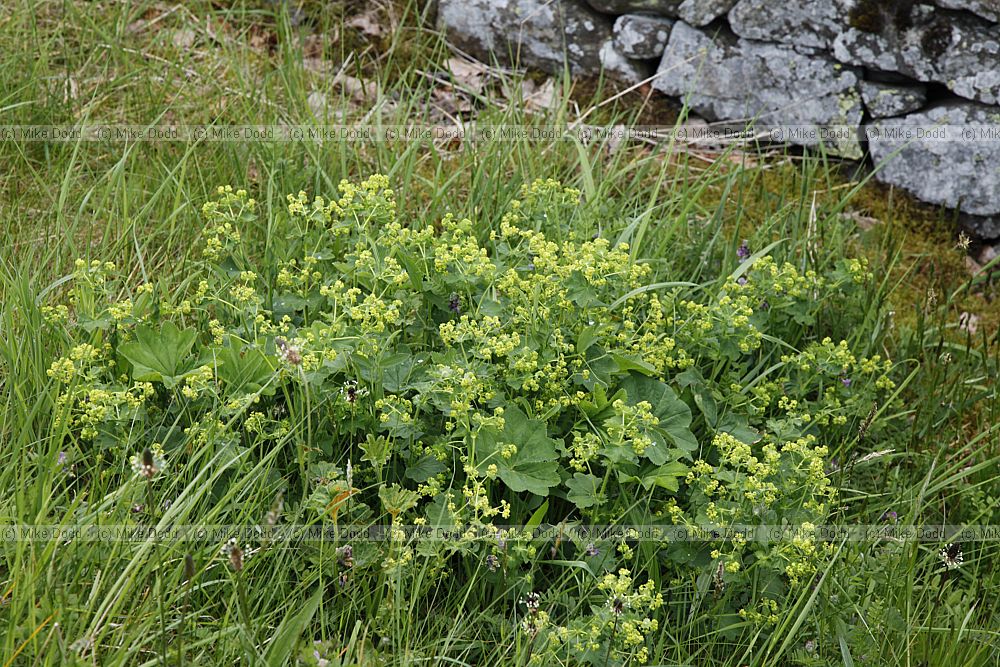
left=608, top=595, right=627, bottom=616
left=222, top=538, right=245, bottom=572
left=130, top=446, right=165, bottom=480
left=939, top=542, right=963, bottom=570
left=521, top=592, right=540, bottom=614
left=713, top=560, right=725, bottom=598
left=341, top=380, right=366, bottom=405
left=264, top=490, right=284, bottom=528
left=276, top=337, right=302, bottom=366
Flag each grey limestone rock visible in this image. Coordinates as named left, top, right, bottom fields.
left=935, top=0, right=1000, bottom=23
left=613, top=13, right=675, bottom=59
left=728, top=0, right=853, bottom=50
left=833, top=7, right=1000, bottom=105
left=654, top=21, right=864, bottom=157
left=437, top=0, right=646, bottom=82
left=677, top=0, right=738, bottom=27
left=859, top=81, right=927, bottom=118
left=868, top=102, right=1000, bottom=220
left=587, top=0, right=683, bottom=15
left=963, top=214, right=1000, bottom=239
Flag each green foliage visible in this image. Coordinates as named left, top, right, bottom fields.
left=44, top=180, right=897, bottom=542
left=25, top=175, right=940, bottom=665
left=3, top=1, right=997, bottom=663
left=476, top=406, right=561, bottom=496
left=119, top=321, right=199, bottom=388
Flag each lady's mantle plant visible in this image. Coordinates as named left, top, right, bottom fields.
left=44, top=176, right=897, bottom=659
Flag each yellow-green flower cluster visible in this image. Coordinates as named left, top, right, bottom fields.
left=439, top=315, right=521, bottom=362
left=775, top=337, right=897, bottom=425
left=739, top=597, right=782, bottom=626
left=568, top=431, right=602, bottom=472
left=433, top=215, right=496, bottom=280
left=597, top=569, right=664, bottom=611
left=181, top=365, right=215, bottom=400
left=778, top=521, right=835, bottom=585
left=616, top=294, right=691, bottom=373
left=201, top=186, right=252, bottom=262
left=672, top=293, right=762, bottom=360
left=276, top=255, right=325, bottom=296
left=519, top=178, right=581, bottom=217
left=229, top=271, right=259, bottom=305
left=459, top=473, right=512, bottom=521
left=56, top=382, right=155, bottom=440
left=47, top=343, right=105, bottom=383
left=347, top=292, right=403, bottom=336
left=285, top=190, right=341, bottom=228
left=684, top=431, right=836, bottom=587
left=844, top=257, right=873, bottom=283
left=734, top=256, right=815, bottom=298
left=326, top=173, right=396, bottom=225
left=73, top=258, right=117, bottom=282
left=604, top=399, right=659, bottom=457
left=425, top=363, right=495, bottom=421
left=375, top=394, right=416, bottom=435
left=41, top=304, right=70, bottom=326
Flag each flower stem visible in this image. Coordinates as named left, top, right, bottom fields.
left=146, top=477, right=168, bottom=664
left=603, top=615, right=619, bottom=667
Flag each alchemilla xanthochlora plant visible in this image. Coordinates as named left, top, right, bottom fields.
left=44, top=176, right=897, bottom=663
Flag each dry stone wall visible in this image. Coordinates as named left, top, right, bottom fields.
left=437, top=0, right=1000, bottom=239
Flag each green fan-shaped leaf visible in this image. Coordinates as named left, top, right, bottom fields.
left=119, top=321, right=198, bottom=388
left=478, top=406, right=561, bottom=496
left=620, top=374, right=698, bottom=457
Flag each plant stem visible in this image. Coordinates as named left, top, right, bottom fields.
left=236, top=572, right=254, bottom=651
left=604, top=614, right=619, bottom=667
left=147, top=477, right=168, bottom=664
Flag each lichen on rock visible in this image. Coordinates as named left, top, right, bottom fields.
left=613, top=13, right=675, bottom=59
left=586, top=0, right=684, bottom=15
left=868, top=102, right=1000, bottom=228
left=437, top=0, right=646, bottom=82
left=653, top=21, right=864, bottom=157
left=728, top=0, right=854, bottom=50
left=859, top=81, right=927, bottom=118
left=834, top=6, right=1000, bottom=105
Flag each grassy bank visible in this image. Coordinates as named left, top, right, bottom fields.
left=1, top=2, right=998, bottom=665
